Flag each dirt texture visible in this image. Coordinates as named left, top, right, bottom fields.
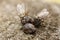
left=0, top=0, right=60, bottom=40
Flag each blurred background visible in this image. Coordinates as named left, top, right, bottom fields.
left=0, top=0, right=60, bottom=40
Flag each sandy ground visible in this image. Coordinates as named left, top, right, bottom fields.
left=0, top=0, right=60, bottom=40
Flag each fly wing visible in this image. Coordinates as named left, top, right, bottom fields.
left=17, top=3, right=25, bottom=14
left=36, top=8, right=49, bottom=18
left=17, top=3, right=27, bottom=17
